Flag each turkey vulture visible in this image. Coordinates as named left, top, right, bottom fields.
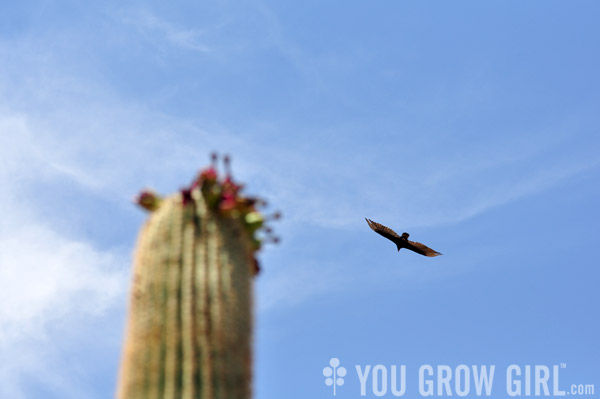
left=365, top=218, right=442, bottom=257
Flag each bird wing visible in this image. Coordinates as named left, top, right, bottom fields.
left=365, top=218, right=401, bottom=242
left=405, top=240, right=442, bottom=257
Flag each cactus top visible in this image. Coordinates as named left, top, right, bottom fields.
left=135, top=155, right=280, bottom=274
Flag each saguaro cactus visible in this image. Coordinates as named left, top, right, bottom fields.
left=117, top=155, right=278, bottom=399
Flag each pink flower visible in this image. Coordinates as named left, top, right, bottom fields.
left=199, top=167, right=217, bottom=183
left=221, top=176, right=242, bottom=195
left=219, top=191, right=237, bottom=212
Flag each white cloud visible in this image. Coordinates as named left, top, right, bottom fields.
left=0, top=224, right=125, bottom=345
left=0, top=112, right=128, bottom=398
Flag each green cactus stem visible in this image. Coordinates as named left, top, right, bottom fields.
left=118, top=156, right=278, bottom=399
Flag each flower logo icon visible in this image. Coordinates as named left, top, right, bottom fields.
left=323, top=357, right=347, bottom=396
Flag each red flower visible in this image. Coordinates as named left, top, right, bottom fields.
left=199, top=167, right=217, bottom=183
left=222, top=176, right=242, bottom=195
left=219, top=191, right=237, bottom=212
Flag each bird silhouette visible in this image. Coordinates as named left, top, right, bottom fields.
left=365, top=218, right=442, bottom=257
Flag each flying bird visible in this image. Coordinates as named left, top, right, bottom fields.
left=365, top=218, right=442, bottom=257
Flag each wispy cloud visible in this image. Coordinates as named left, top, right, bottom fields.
left=5, top=2, right=590, bottom=237
left=257, top=260, right=348, bottom=312
left=243, top=128, right=600, bottom=233
left=118, top=8, right=214, bottom=53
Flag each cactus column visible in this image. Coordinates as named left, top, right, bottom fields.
left=118, top=158, right=276, bottom=399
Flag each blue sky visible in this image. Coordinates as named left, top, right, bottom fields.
left=0, top=1, right=599, bottom=398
